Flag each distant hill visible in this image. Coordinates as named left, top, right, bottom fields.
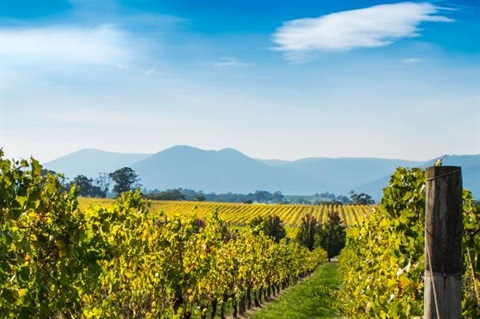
left=355, top=155, right=480, bottom=199
left=131, top=146, right=320, bottom=194
left=43, top=146, right=480, bottom=200
left=43, top=149, right=150, bottom=178
left=281, top=157, right=427, bottom=191
left=256, top=159, right=292, bottom=167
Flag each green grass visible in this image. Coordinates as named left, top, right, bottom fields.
left=248, top=263, right=340, bottom=319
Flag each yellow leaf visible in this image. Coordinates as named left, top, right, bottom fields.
left=18, top=288, right=28, bottom=298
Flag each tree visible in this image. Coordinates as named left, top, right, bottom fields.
left=109, top=167, right=141, bottom=197
left=71, top=175, right=94, bottom=197
left=349, top=190, right=375, bottom=205
left=249, top=215, right=287, bottom=243
left=253, top=190, right=271, bottom=202
left=194, top=194, right=206, bottom=201
left=272, top=191, right=285, bottom=203
left=316, top=211, right=346, bottom=261
left=67, top=175, right=108, bottom=198
left=146, top=189, right=186, bottom=201
left=296, top=213, right=319, bottom=251
left=335, top=195, right=351, bottom=204
left=95, top=172, right=111, bottom=198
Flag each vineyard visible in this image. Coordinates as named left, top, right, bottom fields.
left=2, top=151, right=479, bottom=318
left=79, top=198, right=373, bottom=228
left=338, top=167, right=480, bottom=318
left=0, top=153, right=327, bottom=319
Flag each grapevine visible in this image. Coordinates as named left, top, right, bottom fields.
left=0, top=152, right=327, bottom=318
left=338, top=167, right=480, bottom=318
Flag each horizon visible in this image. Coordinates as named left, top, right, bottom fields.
left=41, top=144, right=480, bottom=164
left=1, top=0, right=479, bottom=162
left=39, top=144, right=480, bottom=199
left=5, top=143, right=480, bottom=164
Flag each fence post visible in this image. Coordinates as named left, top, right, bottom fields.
left=424, top=166, right=463, bottom=319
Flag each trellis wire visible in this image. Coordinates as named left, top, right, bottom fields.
left=425, top=236, right=441, bottom=319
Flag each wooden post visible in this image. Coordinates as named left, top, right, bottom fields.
left=424, top=166, right=463, bottom=319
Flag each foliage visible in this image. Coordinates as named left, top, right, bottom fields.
left=109, top=167, right=141, bottom=197
left=311, top=192, right=351, bottom=205
left=145, top=189, right=187, bottom=201
left=296, top=213, right=319, bottom=251
left=349, top=190, right=375, bottom=205
left=295, top=211, right=346, bottom=260
left=249, top=214, right=287, bottom=243
left=0, top=152, right=327, bottom=318
left=94, top=172, right=111, bottom=197
left=67, top=175, right=107, bottom=198
left=315, top=211, right=346, bottom=261
left=145, top=188, right=287, bottom=204
left=338, top=167, right=480, bottom=318
left=145, top=189, right=357, bottom=205
left=0, top=150, right=85, bottom=318
left=463, top=193, right=480, bottom=316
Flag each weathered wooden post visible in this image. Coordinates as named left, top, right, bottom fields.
left=424, top=166, right=463, bottom=319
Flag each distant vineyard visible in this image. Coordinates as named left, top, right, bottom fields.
left=79, top=198, right=374, bottom=227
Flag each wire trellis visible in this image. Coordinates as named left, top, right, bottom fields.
left=425, top=235, right=441, bottom=319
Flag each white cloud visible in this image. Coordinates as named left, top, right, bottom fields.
left=144, top=67, right=156, bottom=75
left=0, top=24, right=132, bottom=65
left=272, top=2, right=453, bottom=60
left=403, top=57, right=423, bottom=64
left=214, top=56, right=249, bottom=68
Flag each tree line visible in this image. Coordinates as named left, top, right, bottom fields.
left=60, top=166, right=375, bottom=205
left=57, top=167, right=141, bottom=198
left=248, top=211, right=347, bottom=262
left=145, top=189, right=286, bottom=204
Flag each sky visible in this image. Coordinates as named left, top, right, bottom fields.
left=1, top=0, right=479, bottom=162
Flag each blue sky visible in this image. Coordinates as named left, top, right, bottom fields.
left=1, top=0, right=479, bottom=162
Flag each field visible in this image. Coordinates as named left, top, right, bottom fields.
left=79, top=198, right=374, bottom=227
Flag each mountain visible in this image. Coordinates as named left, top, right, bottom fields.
left=281, top=157, right=427, bottom=191
left=256, top=159, right=292, bottom=167
left=131, top=146, right=319, bottom=194
left=43, top=148, right=151, bottom=179
left=442, top=155, right=480, bottom=198
left=43, top=146, right=480, bottom=200
left=355, top=155, right=480, bottom=199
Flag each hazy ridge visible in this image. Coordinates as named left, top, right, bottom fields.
left=44, top=146, right=480, bottom=200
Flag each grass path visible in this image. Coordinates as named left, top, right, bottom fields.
left=248, top=263, right=340, bottom=319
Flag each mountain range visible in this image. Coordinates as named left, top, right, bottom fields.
left=43, top=146, right=480, bottom=200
